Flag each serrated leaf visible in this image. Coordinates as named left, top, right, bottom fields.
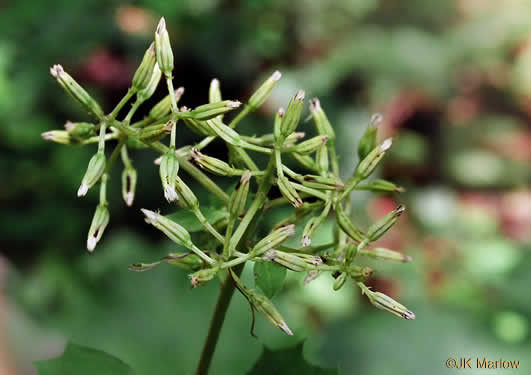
left=247, top=342, right=338, bottom=375
left=167, top=206, right=227, bottom=232
left=254, top=262, right=287, bottom=299
left=35, top=342, right=135, bottom=375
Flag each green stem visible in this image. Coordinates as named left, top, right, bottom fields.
left=228, top=105, right=251, bottom=129
left=109, top=88, right=136, bottom=120
left=193, top=207, right=225, bottom=244
left=195, top=264, right=244, bottom=375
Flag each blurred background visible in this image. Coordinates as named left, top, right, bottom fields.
left=1, top=0, right=530, bottom=374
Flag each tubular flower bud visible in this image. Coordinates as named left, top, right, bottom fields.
left=137, top=64, right=162, bottom=102
left=248, top=70, right=282, bottom=110
left=228, top=171, right=251, bottom=218
left=78, top=151, right=106, bottom=197
left=357, top=113, right=382, bottom=160
left=205, top=118, right=271, bottom=153
left=191, top=148, right=241, bottom=176
left=129, top=252, right=203, bottom=273
left=159, top=148, right=179, bottom=202
left=316, top=144, right=329, bottom=174
left=174, top=176, right=199, bottom=209
left=348, top=266, right=373, bottom=282
left=141, top=209, right=193, bottom=248
left=87, top=203, right=109, bottom=252
left=354, top=138, right=392, bottom=181
left=333, top=272, right=347, bottom=291
left=42, top=130, right=71, bottom=144
left=263, top=250, right=308, bottom=272
left=301, top=216, right=320, bottom=247
left=183, top=116, right=216, bottom=137
left=277, top=176, right=303, bottom=208
left=359, top=247, right=411, bottom=263
left=64, top=121, right=96, bottom=140
left=247, top=289, right=293, bottom=335
left=300, top=174, right=343, bottom=191
left=291, top=152, right=319, bottom=172
left=132, top=42, right=157, bottom=92
left=251, top=225, right=296, bottom=256
left=149, top=87, right=184, bottom=120
left=121, top=166, right=137, bottom=207
left=335, top=203, right=364, bottom=243
left=358, top=283, right=415, bottom=320
left=190, top=100, right=241, bottom=121
left=287, top=135, right=328, bottom=155
left=363, top=179, right=405, bottom=193
left=309, top=98, right=335, bottom=141
left=189, top=267, right=218, bottom=288
left=273, top=107, right=285, bottom=141
left=50, top=64, right=104, bottom=118
left=209, top=78, right=222, bottom=103
left=279, top=90, right=305, bottom=139
left=154, top=17, right=174, bottom=76
left=138, top=121, right=172, bottom=143
left=366, top=205, right=405, bottom=242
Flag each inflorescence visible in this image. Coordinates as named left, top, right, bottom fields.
left=43, top=17, right=415, bottom=336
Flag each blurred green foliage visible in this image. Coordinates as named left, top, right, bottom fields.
left=1, top=0, right=530, bottom=374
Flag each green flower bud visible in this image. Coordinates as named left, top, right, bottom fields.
left=64, top=121, right=96, bottom=140
left=149, top=87, right=184, bottom=120
left=291, top=152, right=319, bottom=172
left=183, top=115, right=216, bottom=137
left=190, top=100, right=241, bottom=121
left=50, top=64, right=104, bottom=118
left=154, top=17, right=174, bottom=76
left=309, top=98, right=335, bottom=141
left=189, top=267, right=218, bottom=288
left=300, top=174, right=343, bottom=191
left=357, top=113, right=382, bottom=160
left=129, top=252, right=203, bottom=273
left=359, top=247, right=412, bottom=263
left=41, top=130, right=71, bottom=144
left=248, top=70, right=282, bottom=110
left=301, top=216, right=320, bottom=247
left=286, top=135, right=328, bottom=155
left=78, top=151, right=106, bottom=197
left=87, top=203, right=109, bottom=252
left=333, top=272, right=347, bottom=291
left=366, top=205, right=405, bottom=243
left=316, top=144, right=329, bottom=174
left=228, top=171, right=251, bottom=218
left=279, top=90, right=305, bottom=139
left=277, top=176, right=303, bottom=208
left=362, top=179, right=405, bottom=193
left=138, top=121, right=172, bottom=143
left=191, top=148, right=241, bottom=176
left=209, top=78, right=222, bottom=103
left=136, top=64, right=162, bottom=102
left=263, top=250, right=308, bottom=272
left=141, top=209, right=193, bottom=248
left=335, top=203, right=364, bottom=243
left=273, top=107, right=285, bottom=141
left=159, top=148, right=179, bottom=202
left=358, top=282, right=415, bottom=320
left=251, top=224, right=295, bottom=255
left=121, top=166, right=137, bottom=207
left=247, top=289, right=293, bottom=335
left=354, top=138, right=392, bottom=181
left=205, top=118, right=271, bottom=153
left=348, top=266, right=373, bottom=282
left=174, top=176, right=199, bottom=209
left=132, top=42, right=157, bottom=92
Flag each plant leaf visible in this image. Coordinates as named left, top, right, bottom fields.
left=247, top=342, right=338, bottom=375
left=254, top=261, right=287, bottom=299
left=167, top=206, right=227, bottom=233
left=34, top=342, right=135, bottom=375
